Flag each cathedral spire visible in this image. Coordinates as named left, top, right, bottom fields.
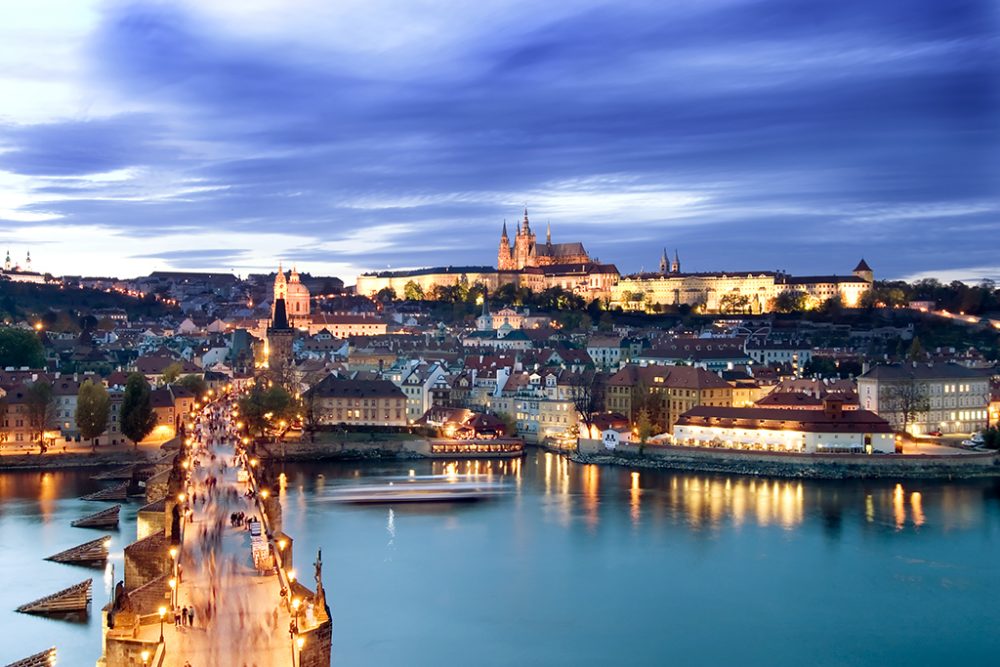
left=546, top=220, right=551, bottom=245
left=659, top=248, right=668, bottom=274
left=501, top=219, right=508, bottom=240
left=523, top=207, right=529, bottom=231
left=671, top=249, right=680, bottom=274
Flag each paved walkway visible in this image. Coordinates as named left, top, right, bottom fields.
left=137, top=407, right=299, bottom=667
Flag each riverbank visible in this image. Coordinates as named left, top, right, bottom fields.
left=0, top=448, right=156, bottom=471
left=258, top=437, right=428, bottom=462
left=574, top=440, right=1000, bottom=479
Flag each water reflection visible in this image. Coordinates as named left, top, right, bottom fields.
left=282, top=453, right=995, bottom=537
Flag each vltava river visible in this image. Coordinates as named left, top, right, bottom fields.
left=2, top=453, right=999, bottom=666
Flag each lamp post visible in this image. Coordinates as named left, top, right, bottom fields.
left=141, top=649, right=150, bottom=666
left=158, top=606, right=166, bottom=642
left=168, top=577, right=177, bottom=608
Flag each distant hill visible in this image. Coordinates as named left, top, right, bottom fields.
left=0, top=280, right=176, bottom=325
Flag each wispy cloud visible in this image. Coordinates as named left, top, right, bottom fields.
left=0, top=0, right=995, bottom=281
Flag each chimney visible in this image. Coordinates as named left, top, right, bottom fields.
left=823, top=396, right=844, bottom=419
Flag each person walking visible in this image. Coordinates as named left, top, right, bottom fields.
left=181, top=605, right=188, bottom=627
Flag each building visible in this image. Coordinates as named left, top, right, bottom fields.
left=267, top=298, right=295, bottom=373
left=672, top=398, right=895, bottom=453
left=610, top=257, right=873, bottom=313
left=1, top=249, right=47, bottom=284
left=304, top=375, right=407, bottom=427
left=605, top=364, right=733, bottom=432
left=356, top=209, right=618, bottom=301
left=272, top=264, right=312, bottom=328
left=497, top=209, right=591, bottom=270
left=857, top=363, right=991, bottom=435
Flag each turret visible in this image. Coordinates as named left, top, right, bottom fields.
left=853, top=258, right=874, bottom=283
left=671, top=250, right=681, bottom=274
left=498, top=221, right=514, bottom=270
left=3, top=249, right=10, bottom=272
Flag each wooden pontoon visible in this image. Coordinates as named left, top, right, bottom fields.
left=81, top=482, right=128, bottom=502
left=71, top=504, right=121, bottom=529
left=46, top=536, right=111, bottom=567
left=92, top=464, right=135, bottom=481
left=3, top=647, right=57, bottom=667
left=16, top=579, right=92, bottom=615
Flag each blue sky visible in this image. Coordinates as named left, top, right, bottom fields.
left=0, top=0, right=996, bottom=283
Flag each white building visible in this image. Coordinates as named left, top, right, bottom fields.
left=857, top=363, right=991, bottom=435
left=672, top=399, right=895, bottom=453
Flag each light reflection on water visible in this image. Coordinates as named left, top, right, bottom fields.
left=0, top=468, right=138, bottom=667
left=1, top=455, right=999, bottom=666
left=279, top=452, right=1000, bottom=667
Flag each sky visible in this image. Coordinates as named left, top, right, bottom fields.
left=0, top=0, right=996, bottom=283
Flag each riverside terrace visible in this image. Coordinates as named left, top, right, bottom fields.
left=98, top=397, right=332, bottom=667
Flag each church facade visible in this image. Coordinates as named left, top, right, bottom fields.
left=356, top=209, right=616, bottom=301
left=498, top=209, right=591, bottom=270
left=272, top=264, right=311, bottom=328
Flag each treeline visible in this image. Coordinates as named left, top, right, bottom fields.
left=0, top=281, right=175, bottom=329
left=863, top=279, right=1000, bottom=315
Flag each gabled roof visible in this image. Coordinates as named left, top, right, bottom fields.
left=854, top=258, right=872, bottom=272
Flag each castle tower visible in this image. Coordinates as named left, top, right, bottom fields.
left=25, top=250, right=31, bottom=271
left=271, top=263, right=288, bottom=320
left=512, top=208, right=536, bottom=270
left=497, top=221, right=514, bottom=270
left=3, top=249, right=10, bottom=272
left=853, top=258, right=874, bottom=283
left=267, top=297, right=295, bottom=374
left=671, top=250, right=681, bottom=274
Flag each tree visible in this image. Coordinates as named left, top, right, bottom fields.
left=881, top=379, right=930, bottom=434
left=719, top=292, right=752, bottom=314
left=403, top=281, right=424, bottom=301
left=120, top=372, right=156, bottom=447
left=772, top=290, right=808, bottom=313
left=177, top=373, right=208, bottom=399
left=567, top=372, right=602, bottom=438
left=906, top=337, right=927, bottom=361
left=76, top=379, right=110, bottom=450
left=25, top=380, right=55, bottom=450
left=0, top=327, right=45, bottom=368
left=636, top=407, right=653, bottom=454
left=376, top=287, right=396, bottom=303
left=161, top=362, right=184, bottom=385
left=238, top=381, right=297, bottom=438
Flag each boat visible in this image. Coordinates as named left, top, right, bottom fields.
left=426, top=438, right=525, bottom=459
left=327, top=480, right=506, bottom=504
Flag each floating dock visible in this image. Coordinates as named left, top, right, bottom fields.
left=71, top=504, right=121, bottom=529
left=16, top=579, right=92, bottom=615
left=46, top=537, right=111, bottom=567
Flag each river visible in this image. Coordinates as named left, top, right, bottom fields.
left=2, top=453, right=999, bottom=666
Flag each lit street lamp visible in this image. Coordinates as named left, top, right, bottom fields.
left=158, top=606, right=166, bottom=642
left=141, top=649, right=150, bottom=666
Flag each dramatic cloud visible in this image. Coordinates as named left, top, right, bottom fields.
left=0, top=0, right=996, bottom=280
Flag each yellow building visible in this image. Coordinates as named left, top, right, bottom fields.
left=610, top=258, right=873, bottom=313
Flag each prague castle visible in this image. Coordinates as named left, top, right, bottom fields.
left=353, top=208, right=873, bottom=312
left=356, top=209, right=618, bottom=300
left=609, top=254, right=873, bottom=313
left=498, top=209, right=591, bottom=269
